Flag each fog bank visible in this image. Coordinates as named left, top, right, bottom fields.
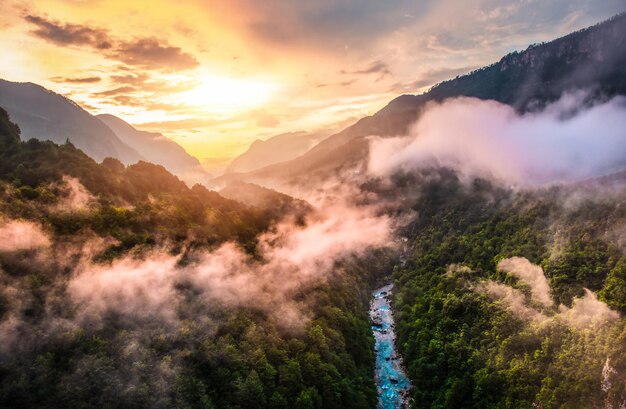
left=369, top=93, right=626, bottom=185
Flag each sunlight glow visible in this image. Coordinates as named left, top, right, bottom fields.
left=172, top=74, right=280, bottom=114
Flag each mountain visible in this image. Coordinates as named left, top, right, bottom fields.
left=380, top=166, right=626, bottom=408
left=226, top=130, right=330, bottom=174
left=0, top=107, right=383, bottom=408
left=97, top=114, right=207, bottom=183
left=218, top=12, right=626, bottom=187
left=0, top=79, right=142, bottom=164
left=219, top=181, right=312, bottom=221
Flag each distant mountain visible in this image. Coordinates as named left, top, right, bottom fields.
left=97, top=114, right=207, bottom=183
left=0, top=79, right=142, bottom=164
left=219, top=181, right=312, bottom=221
left=200, top=156, right=233, bottom=176
left=226, top=130, right=330, bottom=174
left=218, top=12, right=626, bottom=187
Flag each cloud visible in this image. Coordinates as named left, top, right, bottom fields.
left=251, top=110, right=280, bottom=127
left=478, top=257, right=620, bottom=329
left=68, top=254, right=181, bottom=323
left=0, top=220, right=50, bottom=252
left=50, top=76, right=102, bottom=84
left=93, top=86, right=137, bottom=97
left=498, top=257, right=554, bottom=307
left=25, top=14, right=112, bottom=49
left=389, top=65, right=477, bottom=92
left=560, top=289, right=621, bottom=328
left=108, top=72, right=197, bottom=93
left=479, top=280, right=547, bottom=322
left=54, top=176, right=94, bottom=211
left=342, top=60, right=392, bottom=78
left=24, top=14, right=198, bottom=71
left=109, top=72, right=150, bottom=85
left=369, top=93, right=626, bottom=185
left=112, top=38, right=199, bottom=71
left=110, top=95, right=134, bottom=105
left=66, top=201, right=391, bottom=327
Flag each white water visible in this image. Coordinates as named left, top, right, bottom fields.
left=370, top=284, right=411, bottom=408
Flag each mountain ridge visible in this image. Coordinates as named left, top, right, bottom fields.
left=0, top=79, right=208, bottom=183
left=97, top=113, right=207, bottom=183
left=0, top=79, right=143, bottom=164
left=216, top=11, right=626, bottom=187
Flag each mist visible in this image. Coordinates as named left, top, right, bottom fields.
left=67, top=201, right=392, bottom=328
left=369, top=92, right=626, bottom=185
left=478, top=257, right=619, bottom=328
left=497, top=257, right=554, bottom=307
left=0, top=219, right=50, bottom=252
left=479, top=280, right=547, bottom=322
left=55, top=176, right=94, bottom=211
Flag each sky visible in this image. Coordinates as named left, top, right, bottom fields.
left=0, top=0, right=624, bottom=160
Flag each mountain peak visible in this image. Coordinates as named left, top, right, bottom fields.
left=0, top=78, right=142, bottom=164
left=97, top=112, right=206, bottom=183
left=218, top=12, right=626, bottom=187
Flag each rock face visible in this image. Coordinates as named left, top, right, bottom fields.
left=0, top=79, right=142, bottom=164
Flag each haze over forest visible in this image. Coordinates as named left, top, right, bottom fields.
left=1, top=1, right=626, bottom=409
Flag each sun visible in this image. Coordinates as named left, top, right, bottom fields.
left=174, top=73, right=280, bottom=115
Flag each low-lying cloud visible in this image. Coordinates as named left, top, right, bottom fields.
left=67, top=202, right=391, bottom=328
left=480, top=280, right=547, bottom=322
left=0, top=220, right=50, bottom=252
left=478, top=257, right=619, bottom=328
left=55, top=176, right=94, bottom=211
left=498, top=256, right=554, bottom=307
left=369, top=93, right=626, bottom=185
left=560, top=288, right=620, bottom=328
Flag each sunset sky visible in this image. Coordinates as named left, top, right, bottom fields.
left=0, top=0, right=623, bottom=160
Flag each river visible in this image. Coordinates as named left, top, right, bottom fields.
left=370, top=283, right=411, bottom=408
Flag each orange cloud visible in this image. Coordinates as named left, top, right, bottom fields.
left=25, top=14, right=198, bottom=72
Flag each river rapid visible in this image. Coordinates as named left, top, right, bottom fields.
left=370, top=284, right=411, bottom=408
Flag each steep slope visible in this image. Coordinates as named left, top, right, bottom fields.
left=226, top=130, right=330, bottom=174
left=380, top=167, right=626, bottom=408
left=0, top=79, right=142, bottom=164
left=220, top=12, right=626, bottom=187
left=0, top=108, right=385, bottom=408
left=97, top=114, right=207, bottom=183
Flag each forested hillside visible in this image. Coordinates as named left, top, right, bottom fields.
left=0, top=109, right=390, bottom=408
left=380, top=169, right=626, bottom=408
left=0, top=80, right=142, bottom=164
left=2, top=7, right=626, bottom=408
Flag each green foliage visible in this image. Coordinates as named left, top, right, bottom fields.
left=600, top=256, right=626, bottom=313
left=0, top=110, right=383, bottom=408
left=391, top=169, right=626, bottom=408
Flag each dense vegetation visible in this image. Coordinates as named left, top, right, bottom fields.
left=388, top=169, right=626, bottom=408
left=0, top=109, right=388, bottom=408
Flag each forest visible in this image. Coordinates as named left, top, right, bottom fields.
left=1, top=8, right=626, bottom=409
left=0, top=109, right=393, bottom=408
left=385, top=169, right=626, bottom=408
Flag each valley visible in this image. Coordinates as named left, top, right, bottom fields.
left=0, top=5, right=626, bottom=409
